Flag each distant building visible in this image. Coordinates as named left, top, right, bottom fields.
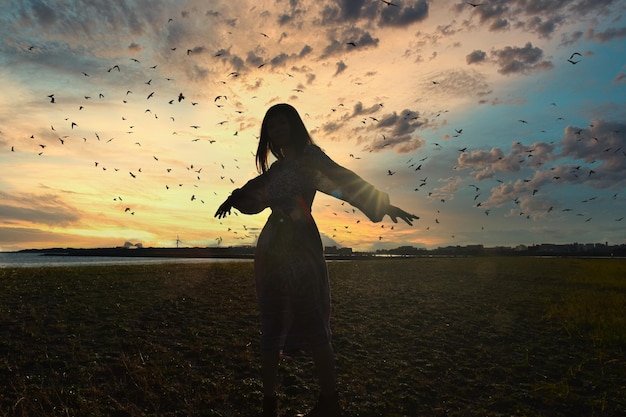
left=324, top=246, right=353, bottom=255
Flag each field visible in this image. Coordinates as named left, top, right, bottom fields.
left=0, top=257, right=625, bottom=417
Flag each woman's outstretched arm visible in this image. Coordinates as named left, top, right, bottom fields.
left=305, top=145, right=418, bottom=224
left=214, top=174, right=270, bottom=218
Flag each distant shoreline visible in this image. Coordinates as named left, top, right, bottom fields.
left=22, top=247, right=256, bottom=259
left=15, top=247, right=380, bottom=261
left=13, top=245, right=626, bottom=258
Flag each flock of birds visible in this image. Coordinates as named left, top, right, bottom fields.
left=10, top=44, right=257, bottom=242
left=5, top=1, right=625, bottom=248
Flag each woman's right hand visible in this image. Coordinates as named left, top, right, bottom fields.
left=214, top=198, right=232, bottom=219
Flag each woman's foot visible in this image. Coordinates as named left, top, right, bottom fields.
left=262, top=394, right=278, bottom=417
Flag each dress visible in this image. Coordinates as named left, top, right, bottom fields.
left=229, top=144, right=390, bottom=352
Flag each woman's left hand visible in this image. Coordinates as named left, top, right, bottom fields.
left=386, top=205, right=419, bottom=225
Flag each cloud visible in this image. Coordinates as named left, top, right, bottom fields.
left=321, top=121, right=344, bottom=135
left=520, top=0, right=571, bottom=15
left=187, top=45, right=208, bottom=55
left=349, top=102, right=384, bottom=118
left=472, top=2, right=509, bottom=26
left=462, top=120, right=626, bottom=209
left=572, top=0, right=623, bottom=15
left=299, top=44, right=313, bottom=58
left=276, top=1, right=306, bottom=26
left=321, top=28, right=379, bottom=58
left=322, top=104, right=426, bottom=153
left=0, top=192, right=81, bottom=226
left=457, top=147, right=515, bottom=181
left=319, top=0, right=428, bottom=28
left=478, top=174, right=561, bottom=215
left=491, top=42, right=553, bottom=75
left=11, top=0, right=168, bottom=44
left=586, top=26, right=626, bottom=43
left=434, top=176, right=462, bottom=195
left=30, top=0, right=57, bottom=27
left=379, top=0, right=429, bottom=27
left=320, top=39, right=345, bottom=58
left=364, top=109, right=426, bottom=153
left=348, top=31, right=380, bottom=48
left=334, top=60, right=348, bottom=76
left=246, top=51, right=265, bottom=68
left=489, top=18, right=509, bottom=32
left=367, top=134, right=425, bottom=153
left=613, top=73, right=626, bottom=84
left=559, top=30, right=584, bottom=46
left=458, top=141, right=557, bottom=181
left=270, top=52, right=290, bottom=67
left=466, top=49, right=487, bottom=65
left=320, top=0, right=377, bottom=24
left=525, top=15, right=563, bottom=38
left=127, top=42, right=143, bottom=52
left=455, top=0, right=618, bottom=40
left=558, top=120, right=626, bottom=188
left=425, top=68, right=491, bottom=100
left=0, top=227, right=70, bottom=247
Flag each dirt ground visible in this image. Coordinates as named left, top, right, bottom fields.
left=0, top=258, right=624, bottom=416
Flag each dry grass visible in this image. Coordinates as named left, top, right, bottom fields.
left=0, top=257, right=624, bottom=416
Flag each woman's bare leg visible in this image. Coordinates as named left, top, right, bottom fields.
left=261, top=350, right=281, bottom=397
left=311, top=343, right=337, bottom=396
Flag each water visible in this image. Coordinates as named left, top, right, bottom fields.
left=0, top=252, right=252, bottom=268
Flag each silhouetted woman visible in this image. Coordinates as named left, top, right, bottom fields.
left=215, top=103, right=417, bottom=417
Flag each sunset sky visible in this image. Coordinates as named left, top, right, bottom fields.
left=1, top=0, right=626, bottom=252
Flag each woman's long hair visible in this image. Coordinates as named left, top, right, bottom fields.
left=256, top=103, right=314, bottom=173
